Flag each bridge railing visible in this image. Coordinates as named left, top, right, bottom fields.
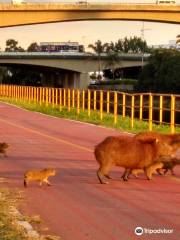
left=0, top=84, right=179, bottom=133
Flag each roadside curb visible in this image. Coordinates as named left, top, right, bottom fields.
left=10, top=206, right=40, bottom=239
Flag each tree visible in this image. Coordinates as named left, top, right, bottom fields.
left=135, top=49, right=180, bottom=93
left=5, top=39, right=24, bottom=52
left=106, top=50, right=120, bottom=80
left=176, top=34, right=180, bottom=44
left=114, top=36, right=149, bottom=54
left=27, top=42, right=39, bottom=52
left=88, top=40, right=108, bottom=75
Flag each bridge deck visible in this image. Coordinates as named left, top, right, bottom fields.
left=1, top=3, right=180, bottom=27
left=0, top=102, right=179, bottom=240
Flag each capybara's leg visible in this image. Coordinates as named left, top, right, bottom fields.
left=131, top=169, right=144, bottom=178
left=157, top=168, right=164, bottom=175
left=24, top=178, right=28, bottom=187
left=164, top=168, right=168, bottom=175
left=122, top=169, right=131, bottom=181
left=145, top=168, right=152, bottom=180
left=170, top=168, right=175, bottom=175
left=145, top=162, right=163, bottom=180
left=39, top=181, right=43, bottom=186
left=4, top=152, right=8, bottom=157
left=97, top=169, right=106, bottom=184
left=97, top=164, right=113, bottom=184
left=104, top=174, right=112, bottom=179
left=2, top=150, right=7, bottom=157
left=121, top=169, right=128, bottom=179
left=44, top=178, right=51, bottom=186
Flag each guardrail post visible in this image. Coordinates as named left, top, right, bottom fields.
left=72, top=89, right=75, bottom=108
left=149, top=93, right=153, bottom=131
left=55, top=88, right=58, bottom=106
left=34, top=87, right=36, bottom=103
left=139, top=94, right=143, bottom=120
left=94, top=90, right=96, bottom=111
left=59, top=88, right=62, bottom=111
left=46, top=88, right=48, bottom=107
left=107, top=91, right=110, bottom=114
left=170, top=95, right=175, bottom=134
left=114, top=92, right=118, bottom=124
left=77, top=89, right=80, bottom=115
left=68, top=89, right=71, bottom=111
left=39, top=87, right=42, bottom=106
left=159, top=95, right=163, bottom=124
left=100, top=90, right=103, bottom=120
left=63, top=89, right=66, bottom=107
left=122, top=93, right=126, bottom=117
left=131, top=95, right=134, bottom=128
left=88, top=90, right=91, bottom=117
left=82, top=90, right=85, bottom=111
left=42, top=87, right=45, bottom=104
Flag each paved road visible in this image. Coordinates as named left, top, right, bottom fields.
left=0, top=102, right=180, bottom=240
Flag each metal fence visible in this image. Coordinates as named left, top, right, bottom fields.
left=0, top=84, right=179, bottom=133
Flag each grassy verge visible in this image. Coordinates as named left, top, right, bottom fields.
left=1, top=97, right=179, bottom=134
left=0, top=188, right=28, bottom=240
left=0, top=187, right=61, bottom=240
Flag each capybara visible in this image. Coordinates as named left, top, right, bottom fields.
left=157, top=157, right=180, bottom=176
left=24, top=168, right=56, bottom=187
left=122, top=132, right=180, bottom=180
left=94, top=135, right=176, bottom=184
left=0, top=142, right=9, bottom=157
left=130, top=162, right=164, bottom=180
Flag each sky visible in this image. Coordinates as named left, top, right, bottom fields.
left=0, top=0, right=180, bottom=50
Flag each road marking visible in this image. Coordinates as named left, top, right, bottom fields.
left=0, top=117, right=93, bottom=153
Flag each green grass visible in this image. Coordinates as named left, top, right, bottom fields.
left=0, top=188, right=27, bottom=240
left=1, top=97, right=180, bottom=134
left=0, top=187, right=61, bottom=240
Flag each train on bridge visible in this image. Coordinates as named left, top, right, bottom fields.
left=39, top=42, right=85, bottom=53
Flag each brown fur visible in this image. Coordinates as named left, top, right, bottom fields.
left=131, top=169, right=144, bottom=178
left=24, top=168, right=56, bottom=187
left=134, top=131, right=180, bottom=146
left=158, top=158, right=180, bottom=175
left=131, top=162, right=164, bottom=180
left=122, top=132, right=180, bottom=180
left=0, top=142, right=9, bottom=157
left=94, top=135, right=176, bottom=184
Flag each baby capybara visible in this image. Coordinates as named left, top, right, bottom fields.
left=0, top=142, right=9, bottom=157
left=157, top=158, right=180, bottom=176
left=94, top=135, right=175, bottom=184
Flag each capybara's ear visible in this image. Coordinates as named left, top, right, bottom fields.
left=138, top=137, right=157, bottom=144
left=155, top=139, right=159, bottom=143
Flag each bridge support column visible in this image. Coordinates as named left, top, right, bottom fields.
left=79, top=72, right=90, bottom=89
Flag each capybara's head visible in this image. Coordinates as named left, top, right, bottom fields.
left=156, top=140, right=175, bottom=158
left=0, top=142, right=9, bottom=149
left=169, top=139, right=180, bottom=152
left=44, top=168, right=56, bottom=176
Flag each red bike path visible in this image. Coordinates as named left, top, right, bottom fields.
left=0, top=102, right=180, bottom=240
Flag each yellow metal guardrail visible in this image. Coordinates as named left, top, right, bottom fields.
left=0, top=84, right=180, bottom=133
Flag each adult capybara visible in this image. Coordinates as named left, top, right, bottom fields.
left=95, top=135, right=175, bottom=184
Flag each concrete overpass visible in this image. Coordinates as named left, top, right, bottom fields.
left=0, top=3, right=180, bottom=28
left=0, top=52, right=149, bottom=88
